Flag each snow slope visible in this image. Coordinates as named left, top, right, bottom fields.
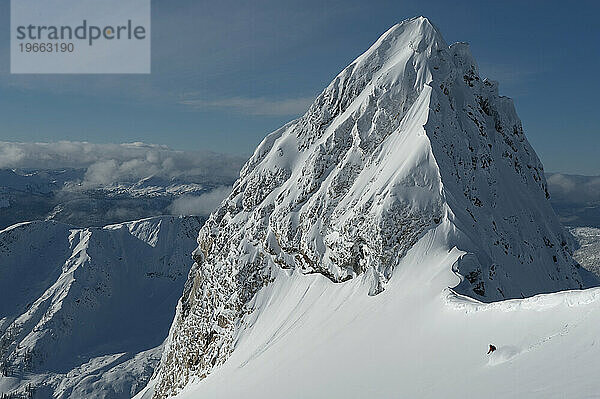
left=0, top=216, right=202, bottom=399
left=149, top=16, right=594, bottom=398
left=138, top=223, right=600, bottom=399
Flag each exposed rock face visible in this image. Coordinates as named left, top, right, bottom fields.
left=152, top=17, right=588, bottom=398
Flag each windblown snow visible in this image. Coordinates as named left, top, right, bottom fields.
left=0, top=216, right=202, bottom=398
left=144, top=16, right=598, bottom=399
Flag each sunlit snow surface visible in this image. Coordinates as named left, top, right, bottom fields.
left=139, top=223, right=600, bottom=399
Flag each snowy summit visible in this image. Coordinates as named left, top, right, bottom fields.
left=137, top=17, right=598, bottom=399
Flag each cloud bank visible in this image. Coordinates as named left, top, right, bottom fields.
left=546, top=173, right=600, bottom=204
left=0, top=141, right=245, bottom=187
left=168, top=186, right=233, bottom=217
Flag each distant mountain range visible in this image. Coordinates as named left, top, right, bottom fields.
left=0, top=216, right=202, bottom=399
left=0, top=168, right=235, bottom=230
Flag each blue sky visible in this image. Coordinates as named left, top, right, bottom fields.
left=0, top=0, right=598, bottom=174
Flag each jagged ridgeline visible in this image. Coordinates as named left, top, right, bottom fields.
left=152, top=17, right=588, bottom=398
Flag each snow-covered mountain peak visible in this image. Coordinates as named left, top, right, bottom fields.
left=351, top=16, right=446, bottom=67
left=150, top=17, right=593, bottom=398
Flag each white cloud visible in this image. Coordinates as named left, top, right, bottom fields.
left=547, top=173, right=600, bottom=203
left=546, top=173, right=577, bottom=194
left=168, top=186, right=232, bottom=217
left=0, top=141, right=245, bottom=187
left=179, top=96, right=314, bottom=116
